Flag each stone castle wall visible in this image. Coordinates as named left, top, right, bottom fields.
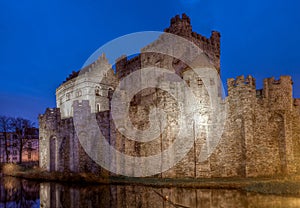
left=39, top=14, right=300, bottom=178
left=39, top=75, right=300, bottom=178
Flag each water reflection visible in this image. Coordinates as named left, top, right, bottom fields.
left=40, top=183, right=300, bottom=208
left=0, top=176, right=39, bottom=208
left=2, top=176, right=300, bottom=207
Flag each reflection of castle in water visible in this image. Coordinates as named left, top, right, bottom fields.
left=39, top=13, right=300, bottom=178
left=1, top=177, right=300, bottom=207
left=39, top=182, right=300, bottom=208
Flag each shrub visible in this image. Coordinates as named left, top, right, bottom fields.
left=2, top=163, right=22, bottom=175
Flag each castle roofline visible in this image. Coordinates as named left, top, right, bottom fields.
left=164, top=13, right=220, bottom=41
left=62, top=14, right=222, bottom=85
left=61, top=53, right=110, bottom=85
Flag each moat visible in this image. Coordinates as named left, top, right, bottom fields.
left=1, top=176, right=300, bottom=207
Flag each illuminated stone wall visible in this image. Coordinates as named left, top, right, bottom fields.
left=39, top=13, right=300, bottom=178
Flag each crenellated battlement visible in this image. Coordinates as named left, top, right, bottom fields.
left=163, top=13, right=220, bottom=47
left=164, top=13, right=192, bottom=37
left=164, top=13, right=220, bottom=51
left=115, top=54, right=142, bottom=79
left=115, top=14, right=221, bottom=80
left=64, top=71, right=79, bottom=83
left=63, top=53, right=111, bottom=84
left=85, top=53, right=111, bottom=72
left=264, top=76, right=293, bottom=87
left=263, top=76, right=293, bottom=109
left=228, top=75, right=293, bottom=95
left=164, top=13, right=220, bottom=69
left=39, top=108, right=61, bottom=120
left=38, top=108, right=62, bottom=133
left=227, top=75, right=256, bottom=89
left=227, top=74, right=294, bottom=112
left=294, top=98, right=300, bottom=106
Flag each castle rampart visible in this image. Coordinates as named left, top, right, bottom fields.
left=39, top=14, right=300, bottom=179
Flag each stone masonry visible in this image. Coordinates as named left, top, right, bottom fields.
left=39, top=14, right=300, bottom=178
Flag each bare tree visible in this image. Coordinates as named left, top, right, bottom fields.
left=10, top=117, right=35, bottom=164
left=0, top=116, right=12, bottom=162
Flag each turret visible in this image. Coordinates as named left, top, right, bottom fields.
left=164, top=14, right=221, bottom=74
left=164, top=13, right=192, bottom=37
left=39, top=108, right=61, bottom=131
left=227, top=75, right=257, bottom=120
left=263, top=76, right=293, bottom=111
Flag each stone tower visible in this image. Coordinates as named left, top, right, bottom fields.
left=39, top=14, right=300, bottom=178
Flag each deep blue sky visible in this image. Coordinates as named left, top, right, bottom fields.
left=1, top=0, right=300, bottom=124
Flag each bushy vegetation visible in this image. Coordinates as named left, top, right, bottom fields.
left=2, top=163, right=23, bottom=175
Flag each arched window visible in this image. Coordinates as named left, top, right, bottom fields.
left=96, top=103, right=100, bottom=112
left=76, top=90, right=82, bottom=97
left=95, top=86, right=100, bottom=96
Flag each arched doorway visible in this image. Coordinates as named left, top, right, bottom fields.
left=270, top=113, right=286, bottom=174
left=50, top=137, right=56, bottom=171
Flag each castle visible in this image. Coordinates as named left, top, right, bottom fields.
left=39, top=14, right=300, bottom=178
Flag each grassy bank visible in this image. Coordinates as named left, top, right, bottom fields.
left=2, top=163, right=300, bottom=196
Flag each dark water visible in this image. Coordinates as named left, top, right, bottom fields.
left=1, top=176, right=300, bottom=207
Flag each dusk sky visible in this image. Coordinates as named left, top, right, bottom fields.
left=1, top=0, right=300, bottom=124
